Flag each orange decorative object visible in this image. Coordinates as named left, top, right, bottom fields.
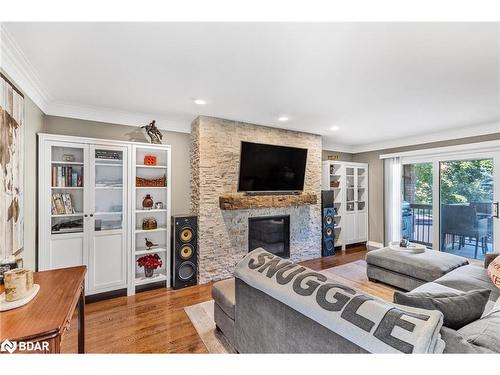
left=144, top=155, right=157, bottom=166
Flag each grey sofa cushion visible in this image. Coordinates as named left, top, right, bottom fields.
left=410, top=281, right=463, bottom=296
left=440, top=327, right=495, bottom=353
left=212, top=278, right=236, bottom=319
left=366, top=248, right=468, bottom=282
left=394, top=289, right=491, bottom=330
left=458, top=308, right=500, bottom=353
left=434, top=264, right=500, bottom=301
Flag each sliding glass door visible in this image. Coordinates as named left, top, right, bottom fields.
left=401, top=163, right=433, bottom=248
left=440, top=159, right=494, bottom=260
left=397, top=147, right=499, bottom=260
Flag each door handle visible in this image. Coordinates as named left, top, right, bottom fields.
left=493, top=202, right=499, bottom=218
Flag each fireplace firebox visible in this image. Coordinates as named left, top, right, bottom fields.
left=248, top=215, right=290, bottom=258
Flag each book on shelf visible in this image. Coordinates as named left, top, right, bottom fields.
left=52, top=166, right=80, bottom=187
left=52, top=193, right=75, bottom=214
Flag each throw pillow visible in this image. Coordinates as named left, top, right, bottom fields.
left=394, top=289, right=491, bottom=330
left=487, top=254, right=500, bottom=288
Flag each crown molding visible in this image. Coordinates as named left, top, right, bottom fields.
left=347, top=121, right=500, bottom=154
left=323, top=121, right=500, bottom=154
left=0, top=24, right=51, bottom=112
left=46, top=101, right=191, bottom=133
left=321, top=141, right=356, bottom=154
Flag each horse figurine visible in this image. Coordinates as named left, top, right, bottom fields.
left=141, top=120, right=163, bottom=144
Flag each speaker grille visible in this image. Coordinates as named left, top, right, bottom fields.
left=178, top=262, right=196, bottom=280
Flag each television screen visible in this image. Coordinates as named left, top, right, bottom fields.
left=238, top=142, right=308, bottom=192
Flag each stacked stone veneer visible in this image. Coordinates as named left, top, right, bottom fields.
left=191, top=116, right=322, bottom=283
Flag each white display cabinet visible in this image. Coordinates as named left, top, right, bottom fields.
left=322, top=160, right=369, bottom=249
left=39, top=134, right=171, bottom=297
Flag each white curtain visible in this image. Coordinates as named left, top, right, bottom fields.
left=384, top=157, right=402, bottom=245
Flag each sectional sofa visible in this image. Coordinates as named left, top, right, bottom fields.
left=212, top=249, right=499, bottom=353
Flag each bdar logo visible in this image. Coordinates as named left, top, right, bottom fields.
left=1, top=339, right=17, bottom=353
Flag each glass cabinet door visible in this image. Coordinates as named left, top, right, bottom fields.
left=356, top=167, right=367, bottom=211
left=92, top=147, right=125, bottom=231
left=346, top=167, right=355, bottom=212
left=50, top=144, right=86, bottom=235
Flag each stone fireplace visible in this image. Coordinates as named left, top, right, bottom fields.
left=191, top=116, right=322, bottom=283
left=248, top=215, right=290, bottom=258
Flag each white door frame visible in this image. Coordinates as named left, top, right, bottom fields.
left=400, top=148, right=500, bottom=252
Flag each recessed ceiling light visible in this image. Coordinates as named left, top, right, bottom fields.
left=278, top=116, right=289, bottom=122
left=330, top=126, right=340, bottom=131
left=194, top=99, right=207, bottom=105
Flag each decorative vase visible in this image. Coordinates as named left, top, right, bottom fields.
left=144, top=267, right=154, bottom=278
left=142, top=194, right=154, bottom=210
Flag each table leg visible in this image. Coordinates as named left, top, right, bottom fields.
left=78, top=283, right=85, bottom=353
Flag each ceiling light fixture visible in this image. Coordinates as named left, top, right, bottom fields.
left=278, top=116, right=289, bottom=122
left=194, top=99, right=207, bottom=105
left=330, top=126, right=340, bottom=131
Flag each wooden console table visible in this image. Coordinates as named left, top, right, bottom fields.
left=0, top=266, right=86, bottom=354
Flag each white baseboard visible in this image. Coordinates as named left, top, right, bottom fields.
left=367, top=241, right=384, bottom=249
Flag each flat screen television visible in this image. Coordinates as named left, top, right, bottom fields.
left=238, top=141, right=308, bottom=193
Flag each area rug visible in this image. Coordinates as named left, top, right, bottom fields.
left=184, top=299, right=237, bottom=354
left=184, top=260, right=396, bottom=353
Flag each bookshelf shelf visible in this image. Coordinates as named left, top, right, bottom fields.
left=51, top=213, right=84, bottom=218
left=135, top=247, right=167, bottom=256
left=135, top=227, right=167, bottom=234
left=135, top=209, right=167, bottom=213
left=136, top=164, right=168, bottom=169
left=51, top=161, right=84, bottom=165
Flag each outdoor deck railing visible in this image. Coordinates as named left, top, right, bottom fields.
left=407, top=203, right=433, bottom=247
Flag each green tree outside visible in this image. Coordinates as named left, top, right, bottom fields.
left=411, top=160, right=493, bottom=205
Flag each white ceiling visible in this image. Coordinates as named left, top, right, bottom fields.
left=2, top=22, right=499, bottom=152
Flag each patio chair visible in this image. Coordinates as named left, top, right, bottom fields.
left=441, top=204, right=489, bottom=259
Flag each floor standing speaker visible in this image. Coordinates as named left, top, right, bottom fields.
left=321, top=190, right=336, bottom=257
left=171, top=215, right=198, bottom=289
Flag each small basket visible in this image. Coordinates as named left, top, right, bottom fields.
left=142, top=218, right=158, bottom=230
left=136, top=175, right=166, bottom=187
left=330, top=180, right=340, bottom=188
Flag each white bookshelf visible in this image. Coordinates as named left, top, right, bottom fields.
left=39, top=133, right=172, bottom=298
left=322, top=160, right=368, bottom=249
left=131, top=144, right=172, bottom=293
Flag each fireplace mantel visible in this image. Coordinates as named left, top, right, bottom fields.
left=219, top=193, right=317, bottom=210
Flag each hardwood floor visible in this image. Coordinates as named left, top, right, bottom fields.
left=61, top=245, right=369, bottom=353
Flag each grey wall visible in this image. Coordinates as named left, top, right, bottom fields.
left=352, top=133, right=500, bottom=245
left=44, top=116, right=192, bottom=216
left=23, top=97, right=45, bottom=271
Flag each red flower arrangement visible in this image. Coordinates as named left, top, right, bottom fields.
left=137, top=254, right=163, bottom=270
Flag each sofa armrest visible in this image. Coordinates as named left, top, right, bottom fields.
left=484, top=253, right=499, bottom=268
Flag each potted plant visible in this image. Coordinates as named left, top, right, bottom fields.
left=137, top=254, right=163, bottom=278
